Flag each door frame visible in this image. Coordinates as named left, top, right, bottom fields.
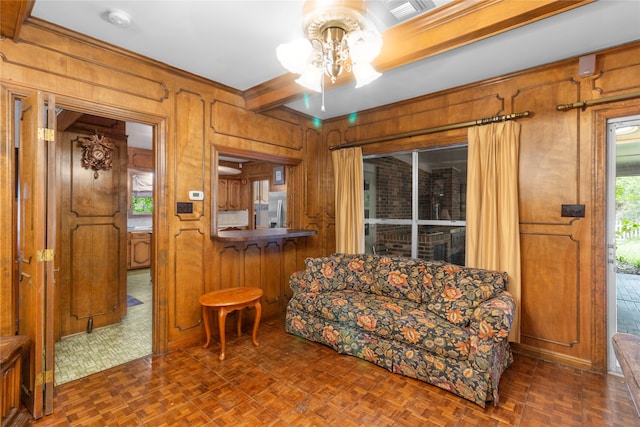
left=606, top=114, right=640, bottom=373
left=591, top=102, right=640, bottom=373
left=10, top=87, right=168, bottom=417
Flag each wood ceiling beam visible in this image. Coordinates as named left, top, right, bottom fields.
left=0, top=0, right=35, bottom=39
left=243, top=0, right=595, bottom=113
left=56, top=110, right=84, bottom=132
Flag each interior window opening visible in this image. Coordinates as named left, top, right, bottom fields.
left=214, top=151, right=290, bottom=234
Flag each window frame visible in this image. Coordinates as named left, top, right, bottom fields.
left=363, top=144, right=467, bottom=260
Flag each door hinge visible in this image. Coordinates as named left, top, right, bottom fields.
left=35, top=370, right=54, bottom=386
left=37, top=127, right=55, bottom=141
left=37, top=249, right=54, bottom=262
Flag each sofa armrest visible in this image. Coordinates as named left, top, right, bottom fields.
left=467, top=291, right=515, bottom=366
left=469, top=291, right=515, bottom=343
left=288, top=270, right=309, bottom=294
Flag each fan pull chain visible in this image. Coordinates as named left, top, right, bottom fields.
left=321, top=73, right=326, bottom=112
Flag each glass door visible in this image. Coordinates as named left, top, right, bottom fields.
left=607, top=116, right=640, bottom=373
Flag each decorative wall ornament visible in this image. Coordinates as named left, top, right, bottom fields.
left=78, top=134, right=114, bottom=178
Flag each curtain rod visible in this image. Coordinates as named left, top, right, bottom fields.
left=329, top=110, right=532, bottom=151
left=556, top=91, right=640, bottom=112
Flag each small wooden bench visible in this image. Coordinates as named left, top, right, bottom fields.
left=612, top=333, right=640, bottom=416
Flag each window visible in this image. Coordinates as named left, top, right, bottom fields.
left=130, top=171, right=153, bottom=215
left=363, top=145, right=467, bottom=264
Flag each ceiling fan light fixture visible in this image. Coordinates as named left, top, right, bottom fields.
left=352, top=62, right=382, bottom=88
left=616, top=125, right=639, bottom=136
left=276, top=38, right=313, bottom=75
left=218, top=165, right=242, bottom=176
left=295, top=64, right=323, bottom=92
left=277, top=0, right=382, bottom=94
left=347, top=29, right=382, bottom=63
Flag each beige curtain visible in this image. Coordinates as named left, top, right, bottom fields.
left=332, top=147, right=364, bottom=254
left=466, top=121, right=521, bottom=343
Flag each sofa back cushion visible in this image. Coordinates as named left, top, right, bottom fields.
left=339, top=254, right=377, bottom=292
left=304, top=254, right=376, bottom=293
left=371, top=256, right=424, bottom=303
left=425, top=264, right=508, bottom=325
left=302, top=254, right=508, bottom=326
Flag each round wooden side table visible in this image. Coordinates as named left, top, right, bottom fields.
left=199, top=287, right=263, bottom=361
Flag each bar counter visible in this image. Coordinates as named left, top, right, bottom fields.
left=215, top=228, right=317, bottom=242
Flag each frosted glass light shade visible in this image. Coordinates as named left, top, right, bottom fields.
left=295, top=64, right=323, bottom=92
left=347, top=30, right=382, bottom=63
left=353, top=62, right=381, bottom=88
left=276, top=38, right=313, bottom=74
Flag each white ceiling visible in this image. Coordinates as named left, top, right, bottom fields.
left=125, top=121, right=153, bottom=149
left=31, top=0, right=640, bottom=124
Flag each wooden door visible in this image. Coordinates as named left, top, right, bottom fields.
left=218, top=179, right=229, bottom=210
left=17, top=91, right=56, bottom=418
left=228, top=179, right=241, bottom=210
left=57, top=117, right=127, bottom=338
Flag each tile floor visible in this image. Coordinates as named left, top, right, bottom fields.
left=54, top=269, right=152, bottom=385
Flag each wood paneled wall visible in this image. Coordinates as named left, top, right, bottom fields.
left=1, top=17, right=639, bottom=370
left=322, top=42, right=640, bottom=371
left=0, top=20, right=330, bottom=353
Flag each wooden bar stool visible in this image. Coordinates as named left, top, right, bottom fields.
left=199, top=287, right=263, bottom=361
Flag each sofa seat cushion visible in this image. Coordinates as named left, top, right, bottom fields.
left=391, top=307, right=470, bottom=360
left=292, top=290, right=418, bottom=338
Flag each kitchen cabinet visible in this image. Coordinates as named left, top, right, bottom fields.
left=127, top=147, right=152, bottom=170
left=128, top=232, right=152, bottom=269
left=218, top=179, right=242, bottom=210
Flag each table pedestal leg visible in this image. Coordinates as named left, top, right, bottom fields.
left=202, top=306, right=211, bottom=349
left=218, top=308, right=229, bottom=361
left=252, top=301, right=262, bottom=347
left=237, top=309, right=242, bottom=337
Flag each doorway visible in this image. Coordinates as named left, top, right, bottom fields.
left=15, top=100, right=155, bottom=388
left=53, top=114, right=154, bottom=384
left=607, top=115, right=640, bottom=373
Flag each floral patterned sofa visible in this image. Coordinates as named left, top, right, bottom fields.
left=285, top=253, right=515, bottom=407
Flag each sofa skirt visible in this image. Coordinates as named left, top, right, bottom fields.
left=285, top=307, right=511, bottom=408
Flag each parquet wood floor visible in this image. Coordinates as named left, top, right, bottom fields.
left=27, top=315, right=639, bottom=426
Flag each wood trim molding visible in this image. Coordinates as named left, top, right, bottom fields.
left=243, top=0, right=595, bottom=112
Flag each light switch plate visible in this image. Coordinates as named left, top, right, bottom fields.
left=189, top=190, right=204, bottom=201
left=176, top=202, right=193, bottom=214
left=561, top=204, right=585, bottom=218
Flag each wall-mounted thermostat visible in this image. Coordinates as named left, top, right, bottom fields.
left=189, top=190, right=204, bottom=201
